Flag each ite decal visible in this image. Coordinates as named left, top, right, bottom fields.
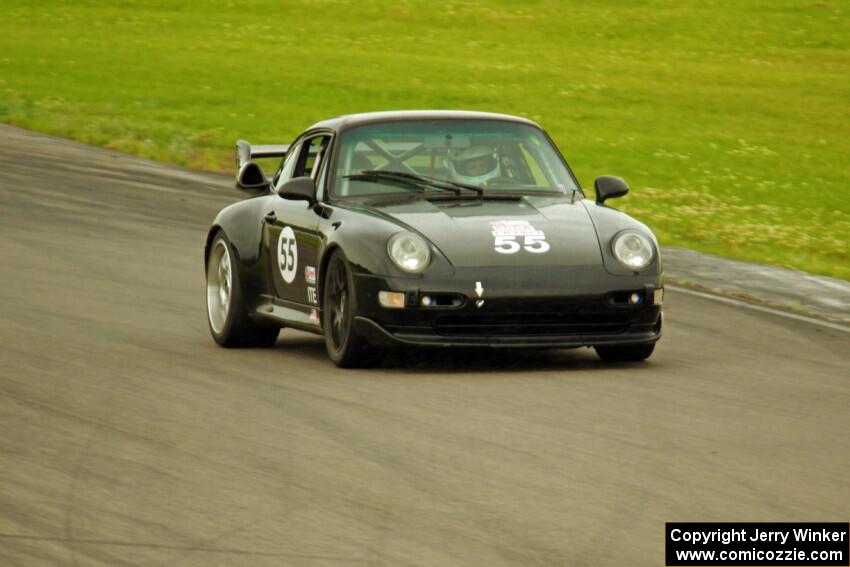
left=307, top=286, right=318, bottom=304
left=490, top=220, right=550, bottom=254
left=277, top=226, right=298, bottom=283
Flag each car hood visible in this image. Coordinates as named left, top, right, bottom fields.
left=361, top=195, right=603, bottom=268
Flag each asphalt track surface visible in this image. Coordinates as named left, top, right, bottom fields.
left=1, top=125, right=848, bottom=566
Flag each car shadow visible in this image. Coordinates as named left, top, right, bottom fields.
left=274, top=333, right=657, bottom=374
left=380, top=346, right=653, bottom=373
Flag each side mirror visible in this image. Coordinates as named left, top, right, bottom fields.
left=279, top=176, right=316, bottom=205
left=236, top=161, right=271, bottom=192
left=594, top=175, right=629, bottom=204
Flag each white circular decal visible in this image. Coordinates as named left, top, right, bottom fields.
left=277, top=226, right=298, bottom=284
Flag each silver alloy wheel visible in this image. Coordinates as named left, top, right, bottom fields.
left=206, top=239, right=232, bottom=334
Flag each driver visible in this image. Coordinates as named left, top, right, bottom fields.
left=449, top=145, right=501, bottom=185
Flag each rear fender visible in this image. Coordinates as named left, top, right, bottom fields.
left=205, top=197, right=273, bottom=304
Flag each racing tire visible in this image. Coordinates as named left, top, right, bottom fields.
left=206, top=232, right=279, bottom=348
left=322, top=250, right=384, bottom=368
left=593, top=343, right=655, bottom=362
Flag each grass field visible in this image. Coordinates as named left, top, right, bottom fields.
left=2, top=1, right=848, bottom=278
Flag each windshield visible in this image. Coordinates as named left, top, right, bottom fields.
left=330, top=120, right=579, bottom=198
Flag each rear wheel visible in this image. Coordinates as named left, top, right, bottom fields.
left=206, top=233, right=279, bottom=347
left=322, top=251, right=383, bottom=368
left=594, top=343, right=655, bottom=362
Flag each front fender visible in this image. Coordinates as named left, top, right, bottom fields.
left=317, top=205, right=455, bottom=280
left=581, top=200, right=662, bottom=276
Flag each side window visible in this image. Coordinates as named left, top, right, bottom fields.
left=295, top=135, right=331, bottom=179
left=273, top=141, right=302, bottom=193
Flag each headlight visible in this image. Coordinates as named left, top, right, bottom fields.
left=388, top=231, right=431, bottom=273
left=612, top=231, right=654, bottom=270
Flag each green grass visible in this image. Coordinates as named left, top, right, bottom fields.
left=2, top=0, right=848, bottom=278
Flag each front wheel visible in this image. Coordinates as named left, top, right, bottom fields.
left=594, top=343, right=655, bottom=362
left=322, top=251, right=384, bottom=368
left=206, top=232, right=279, bottom=347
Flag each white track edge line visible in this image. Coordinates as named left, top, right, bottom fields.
left=666, top=285, right=850, bottom=333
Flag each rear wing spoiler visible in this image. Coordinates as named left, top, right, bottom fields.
left=234, top=140, right=289, bottom=191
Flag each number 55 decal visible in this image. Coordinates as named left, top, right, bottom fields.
left=494, top=234, right=550, bottom=254
left=277, top=226, right=298, bottom=283
left=490, top=220, right=551, bottom=254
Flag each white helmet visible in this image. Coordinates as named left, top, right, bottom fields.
left=449, top=145, right=501, bottom=185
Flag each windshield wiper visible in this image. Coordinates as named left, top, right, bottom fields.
left=391, top=171, right=484, bottom=197
left=345, top=170, right=483, bottom=197
left=343, top=170, right=457, bottom=194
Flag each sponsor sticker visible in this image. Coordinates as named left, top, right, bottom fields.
left=307, top=286, right=318, bottom=305
left=305, top=265, right=317, bottom=285
left=490, top=220, right=543, bottom=237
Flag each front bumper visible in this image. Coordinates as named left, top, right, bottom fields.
left=352, top=266, right=663, bottom=348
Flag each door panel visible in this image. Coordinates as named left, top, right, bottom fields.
left=262, top=133, right=331, bottom=313
left=266, top=200, right=320, bottom=308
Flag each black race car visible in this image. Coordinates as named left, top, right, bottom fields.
left=205, top=111, right=663, bottom=367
